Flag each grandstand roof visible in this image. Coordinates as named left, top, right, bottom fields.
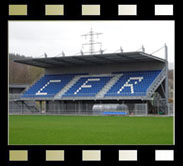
left=14, top=51, right=166, bottom=68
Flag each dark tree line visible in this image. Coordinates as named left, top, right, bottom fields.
left=9, top=53, right=44, bottom=85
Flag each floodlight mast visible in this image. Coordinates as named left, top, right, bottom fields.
left=81, top=27, right=103, bottom=55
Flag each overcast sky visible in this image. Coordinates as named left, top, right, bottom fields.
left=9, top=21, right=174, bottom=63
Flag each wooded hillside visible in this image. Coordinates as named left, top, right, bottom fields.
left=9, top=53, right=44, bottom=84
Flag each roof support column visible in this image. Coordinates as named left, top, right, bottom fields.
left=165, top=44, right=169, bottom=113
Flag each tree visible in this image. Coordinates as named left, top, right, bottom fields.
left=9, top=53, right=44, bottom=84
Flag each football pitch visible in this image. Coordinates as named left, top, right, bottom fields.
left=9, top=115, right=173, bottom=145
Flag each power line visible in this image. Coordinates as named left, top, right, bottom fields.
left=81, top=27, right=103, bottom=55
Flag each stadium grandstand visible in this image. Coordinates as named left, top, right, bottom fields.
left=9, top=47, right=172, bottom=116
left=9, top=84, right=39, bottom=113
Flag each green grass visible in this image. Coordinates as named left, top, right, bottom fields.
left=9, top=115, right=173, bottom=145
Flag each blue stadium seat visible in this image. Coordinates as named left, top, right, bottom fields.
left=21, top=70, right=161, bottom=98
left=63, top=76, right=112, bottom=97
left=105, top=70, right=161, bottom=97
left=22, top=74, right=82, bottom=98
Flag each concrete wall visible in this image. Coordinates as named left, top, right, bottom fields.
left=45, top=61, right=165, bottom=75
